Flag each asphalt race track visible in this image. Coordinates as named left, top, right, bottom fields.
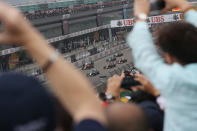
left=80, top=48, right=133, bottom=87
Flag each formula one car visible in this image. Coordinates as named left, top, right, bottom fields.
left=118, top=58, right=127, bottom=64
left=81, top=61, right=94, bottom=70
left=87, top=69, right=100, bottom=77
left=103, top=62, right=116, bottom=69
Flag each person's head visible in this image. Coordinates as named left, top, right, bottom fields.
left=131, top=90, right=156, bottom=103
left=0, top=73, right=72, bottom=131
left=155, top=22, right=197, bottom=65
left=106, top=102, right=149, bottom=131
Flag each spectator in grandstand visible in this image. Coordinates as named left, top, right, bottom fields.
left=133, top=73, right=164, bottom=131
left=106, top=74, right=164, bottom=131
left=134, top=72, right=160, bottom=99
left=0, top=1, right=106, bottom=131
left=127, top=0, right=197, bottom=131
left=134, top=72, right=166, bottom=111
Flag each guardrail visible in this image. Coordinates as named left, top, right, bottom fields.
left=14, top=43, right=129, bottom=76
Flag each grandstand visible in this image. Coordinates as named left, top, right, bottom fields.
left=4, top=0, right=197, bottom=13
left=0, top=0, right=196, bottom=87
left=4, top=0, right=121, bottom=13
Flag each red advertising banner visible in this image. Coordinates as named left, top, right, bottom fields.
left=111, top=13, right=183, bottom=28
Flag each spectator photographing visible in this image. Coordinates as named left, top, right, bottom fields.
left=127, top=0, right=197, bottom=131
left=106, top=72, right=164, bottom=131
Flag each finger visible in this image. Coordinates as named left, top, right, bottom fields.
left=0, top=2, right=13, bottom=22
left=135, top=71, right=140, bottom=75
left=113, top=74, right=119, bottom=78
left=134, top=77, right=143, bottom=83
left=136, top=73, right=146, bottom=81
left=134, top=73, right=143, bottom=79
left=135, top=72, right=140, bottom=77
left=130, top=72, right=134, bottom=76
left=136, top=86, right=145, bottom=90
left=0, top=2, right=22, bottom=26
left=107, top=77, right=112, bottom=83
left=121, top=71, right=125, bottom=78
left=131, top=86, right=144, bottom=91
left=112, top=75, right=119, bottom=80
left=134, top=76, right=146, bottom=86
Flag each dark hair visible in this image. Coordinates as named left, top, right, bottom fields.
left=132, top=90, right=156, bottom=103
left=156, top=22, right=197, bottom=64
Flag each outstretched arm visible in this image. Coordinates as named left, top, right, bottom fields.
left=127, top=0, right=172, bottom=92
left=0, top=2, right=107, bottom=125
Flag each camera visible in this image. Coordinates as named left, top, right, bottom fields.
left=149, top=0, right=166, bottom=11
left=121, top=70, right=141, bottom=89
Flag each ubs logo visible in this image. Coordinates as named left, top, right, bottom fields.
left=117, top=21, right=123, bottom=27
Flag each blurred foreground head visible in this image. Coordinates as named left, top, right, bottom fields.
left=106, top=102, right=149, bottom=131
left=0, top=73, right=71, bottom=131
left=156, top=22, right=197, bottom=65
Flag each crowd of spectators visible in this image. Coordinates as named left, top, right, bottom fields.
left=0, top=0, right=197, bottom=131
left=25, top=7, right=70, bottom=20
left=24, top=0, right=127, bottom=20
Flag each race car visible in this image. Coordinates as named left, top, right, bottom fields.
left=87, top=69, right=100, bottom=77
left=103, top=62, right=116, bottom=69
left=81, top=61, right=94, bottom=70
left=106, top=56, right=116, bottom=62
left=118, top=58, right=127, bottom=64
left=114, top=52, right=123, bottom=57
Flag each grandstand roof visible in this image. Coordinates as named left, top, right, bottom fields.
left=4, top=0, right=76, bottom=6
left=3, top=0, right=114, bottom=12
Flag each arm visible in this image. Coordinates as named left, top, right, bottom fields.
left=127, top=21, right=172, bottom=92
left=185, top=10, right=197, bottom=27
left=126, top=0, right=173, bottom=92
left=127, top=0, right=195, bottom=93
left=106, top=74, right=124, bottom=103
left=0, top=2, right=106, bottom=125
left=134, top=72, right=160, bottom=97
left=162, top=0, right=197, bottom=26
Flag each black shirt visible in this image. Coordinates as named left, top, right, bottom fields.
left=74, top=119, right=107, bottom=131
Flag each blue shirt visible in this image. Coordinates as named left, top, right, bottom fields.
left=127, top=10, right=197, bottom=131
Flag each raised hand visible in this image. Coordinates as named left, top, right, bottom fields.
left=161, top=0, right=191, bottom=13
left=0, top=2, right=37, bottom=45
